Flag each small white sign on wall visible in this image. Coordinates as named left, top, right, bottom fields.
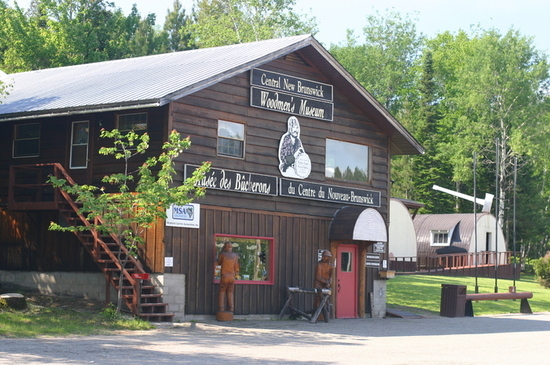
left=166, top=203, right=200, bottom=228
left=165, top=257, right=174, bottom=267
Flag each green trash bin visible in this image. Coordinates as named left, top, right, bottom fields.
left=440, top=284, right=467, bottom=317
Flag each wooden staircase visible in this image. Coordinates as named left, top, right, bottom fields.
left=8, top=163, right=174, bottom=322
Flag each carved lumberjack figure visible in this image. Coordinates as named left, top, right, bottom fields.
left=218, top=241, right=240, bottom=313
left=314, top=250, right=334, bottom=310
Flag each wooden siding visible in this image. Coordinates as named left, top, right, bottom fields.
left=160, top=51, right=392, bottom=315
left=0, top=209, right=96, bottom=271
left=0, top=50, right=394, bottom=317
left=164, top=205, right=332, bottom=315
left=169, top=52, right=390, bottom=220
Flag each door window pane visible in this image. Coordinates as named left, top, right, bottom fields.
left=341, top=252, right=352, bottom=272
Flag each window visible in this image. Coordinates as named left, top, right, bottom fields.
left=214, top=234, right=274, bottom=285
left=13, top=123, right=40, bottom=158
left=325, top=139, right=369, bottom=182
left=70, top=121, right=89, bottom=169
left=118, top=112, right=147, bottom=133
left=217, top=120, right=244, bottom=158
left=341, top=252, right=353, bottom=272
left=431, top=230, right=449, bottom=246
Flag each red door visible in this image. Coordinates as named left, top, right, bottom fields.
left=336, top=244, right=358, bottom=318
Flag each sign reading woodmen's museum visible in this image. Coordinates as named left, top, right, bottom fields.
left=185, top=165, right=278, bottom=196
left=250, top=68, right=334, bottom=121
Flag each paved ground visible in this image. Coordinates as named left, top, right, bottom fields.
left=2, top=312, right=550, bottom=365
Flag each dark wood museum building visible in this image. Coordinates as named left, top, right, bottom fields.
left=0, top=35, right=423, bottom=320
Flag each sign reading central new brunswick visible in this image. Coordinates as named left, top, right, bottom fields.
left=250, top=68, right=334, bottom=121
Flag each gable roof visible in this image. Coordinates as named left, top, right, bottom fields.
left=0, top=34, right=423, bottom=155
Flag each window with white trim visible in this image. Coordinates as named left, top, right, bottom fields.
left=13, top=123, right=40, bottom=158
left=431, top=230, right=450, bottom=246
left=70, top=121, right=89, bottom=169
left=217, top=120, right=245, bottom=158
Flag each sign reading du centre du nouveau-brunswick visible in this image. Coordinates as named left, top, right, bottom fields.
left=185, top=165, right=381, bottom=208
left=250, top=68, right=334, bottom=121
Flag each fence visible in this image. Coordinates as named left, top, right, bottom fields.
left=390, top=251, right=518, bottom=279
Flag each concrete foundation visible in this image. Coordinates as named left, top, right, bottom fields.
left=372, top=279, right=388, bottom=318
left=0, top=270, right=186, bottom=320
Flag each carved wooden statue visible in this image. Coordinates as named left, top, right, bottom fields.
left=314, top=250, right=334, bottom=315
left=217, top=241, right=240, bottom=314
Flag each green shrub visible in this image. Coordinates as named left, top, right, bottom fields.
left=532, top=256, right=550, bottom=288
left=100, top=303, right=120, bottom=321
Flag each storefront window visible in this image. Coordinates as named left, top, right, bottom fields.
left=214, top=234, right=274, bottom=285
left=325, top=139, right=370, bottom=182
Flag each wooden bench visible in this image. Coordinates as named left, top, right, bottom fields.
left=465, top=291, right=533, bottom=317
left=278, top=286, right=331, bottom=323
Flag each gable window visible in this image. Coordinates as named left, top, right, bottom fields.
left=13, top=123, right=40, bottom=158
left=217, top=120, right=244, bottom=158
left=325, top=139, right=370, bottom=182
left=118, top=112, right=147, bottom=133
left=431, top=230, right=449, bottom=246
left=214, top=234, right=274, bottom=285
left=70, top=121, right=89, bottom=169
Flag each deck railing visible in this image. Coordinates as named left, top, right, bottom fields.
left=391, top=251, right=514, bottom=273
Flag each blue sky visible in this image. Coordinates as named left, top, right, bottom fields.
left=11, top=0, right=550, bottom=53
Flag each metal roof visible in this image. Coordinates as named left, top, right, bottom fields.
left=0, top=34, right=423, bottom=155
left=413, top=213, right=489, bottom=256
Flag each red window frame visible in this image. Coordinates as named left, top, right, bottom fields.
left=213, top=233, right=275, bottom=285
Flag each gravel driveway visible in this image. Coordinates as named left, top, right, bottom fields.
left=2, top=312, right=550, bottom=364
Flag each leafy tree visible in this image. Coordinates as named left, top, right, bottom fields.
left=409, top=51, right=454, bottom=213
left=330, top=9, right=423, bottom=116
left=0, top=0, right=174, bottom=71
left=48, top=129, right=211, bottom=312
left=427, top=28, right=550, bottom=247
left=189, top=0, right=317, bottom=48
left=330, top=10, right=425, bottom=203
left=0, top=1, right=56, bottom=72
left=128, top=11, right=168, bottom=56
left=163, top=0, right=195, bottom=51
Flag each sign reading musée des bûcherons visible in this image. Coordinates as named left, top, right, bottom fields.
left=185, top=165, right=380, bottom=208
left=250, top=68, right=334, bottom=121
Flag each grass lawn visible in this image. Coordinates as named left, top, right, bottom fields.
left=387, top=274, right=550, bottom=316
left=0, top=291, right=154, bottom=338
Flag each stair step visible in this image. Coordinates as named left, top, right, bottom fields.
left=138, top=313, right=175, bottom=322
left=140, top=302, right=169, bottom=307
left=57, top=192, right=173, bottom=322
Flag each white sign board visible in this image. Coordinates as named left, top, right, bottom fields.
left=166, top=203, right=200, bottom=228
left=165, top=257, right=174, bottom=267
